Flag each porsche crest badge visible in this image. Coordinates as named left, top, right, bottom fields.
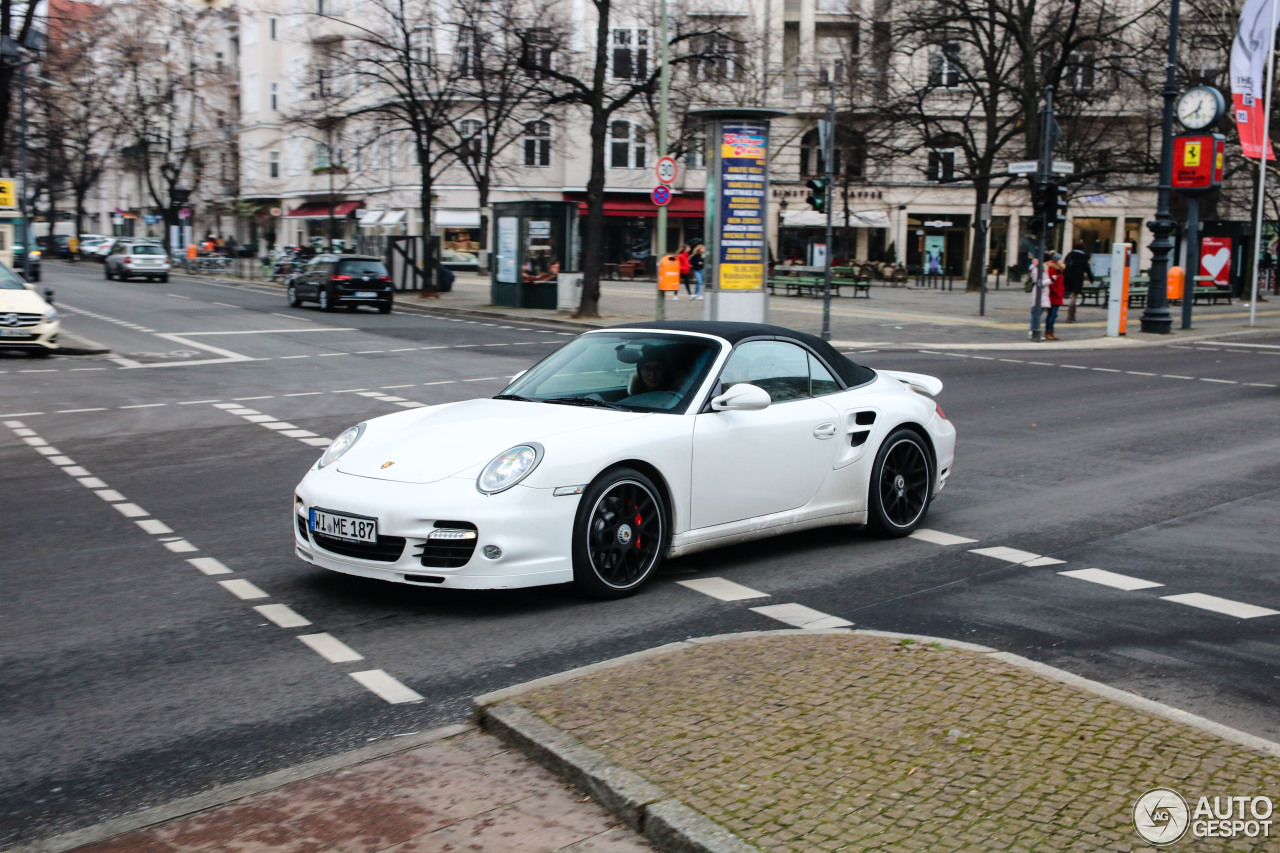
left=381, top=461, right=395, bottom=469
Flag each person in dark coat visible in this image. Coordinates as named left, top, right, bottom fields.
left=1062, top=241, right=1093, bottom=323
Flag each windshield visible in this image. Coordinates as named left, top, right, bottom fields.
left=336, top=259, right=389, bottom=277
left=499, top=332, right=722, bottom=413
left=132, top=245, right=164, bottom=255
left=0, top=262, right=26, bottom=289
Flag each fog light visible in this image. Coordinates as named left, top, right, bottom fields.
left=482, top=545, right=502, bottom=560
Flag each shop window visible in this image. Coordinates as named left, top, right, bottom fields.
left=799, top=127, right=865, bottom=180
left=926, top=135, right=961, bottom=181
left=524, top=121, right=551, bottom=167
left=610, top=120, right=647, bottom=169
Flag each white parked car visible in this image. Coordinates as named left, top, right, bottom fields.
left=0, top=260, right=58, bottom=356
left=293, top=322, right=957, bottom=598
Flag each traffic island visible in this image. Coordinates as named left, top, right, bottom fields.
left=475, top=630, right=1280, bottom=852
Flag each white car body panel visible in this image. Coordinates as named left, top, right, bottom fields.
left=293, top=326, right=957, bottom=592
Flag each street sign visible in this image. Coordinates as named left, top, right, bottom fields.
left=1007, top=161, right=1038, bottom=175
left=1051, top=160, right=1075, bottom=175
left=269, top=207, right=282, bottom=216
left=178, top=208, right=191, bottom=220
left=655, top=156, right=678, bottom=185
left=0, top=179, right=15, bottom=209
left=651, top=185, right=672, bottom=206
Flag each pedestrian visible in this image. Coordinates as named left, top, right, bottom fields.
left=676, top=244, right=692, bottom=298
left=1062, top=241, right=1093, bottom=323
left=1042, top=252, right=1065, bottom=340
left=68, top=235, right=79, bottom=263
left=690, top=243, right=706, bottom=300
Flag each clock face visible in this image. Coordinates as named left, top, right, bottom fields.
left=1177, top=87, right=1223, bottom=130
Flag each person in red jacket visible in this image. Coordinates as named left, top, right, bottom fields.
left=1045, top=252, right=1066, bottom=340
left=676, top=245, right=692, bottom=299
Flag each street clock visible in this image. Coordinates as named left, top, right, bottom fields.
left=1176, top=86, right=1226, bottom=131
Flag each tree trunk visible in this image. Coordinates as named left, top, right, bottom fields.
left=420, top=151, right=437, bottom=292
left=966, top=175, right=991, bottom=292
left=577, top=106, right=608, bottom=318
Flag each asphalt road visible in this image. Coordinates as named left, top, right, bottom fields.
left=2, top=263, right=1279, bottom=846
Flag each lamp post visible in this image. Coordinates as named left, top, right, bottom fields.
left=1139, top=0, right=1180, bottom=334
left=777, top=197, right=788, bottom=261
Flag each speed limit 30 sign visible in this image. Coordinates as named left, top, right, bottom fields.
left=656, top=156, right=678, bottom=185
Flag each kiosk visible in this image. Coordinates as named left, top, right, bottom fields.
left=491, top=201, right=579, bottom=309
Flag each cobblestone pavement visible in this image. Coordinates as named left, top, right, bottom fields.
left=512, top=633, right=1280, bottom=852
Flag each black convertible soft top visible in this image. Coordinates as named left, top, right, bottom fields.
left=607, top=320, right=877, bottom=389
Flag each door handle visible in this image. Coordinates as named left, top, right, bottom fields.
left=813, top=422, right=837, bottom=439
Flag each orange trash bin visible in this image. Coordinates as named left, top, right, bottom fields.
left=1167, top=265, right=1185, bottom=300
left=658, top=255, right=680, bottom=292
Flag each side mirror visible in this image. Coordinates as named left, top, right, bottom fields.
left=711, top=383, right=771, bottom=412
left=42, top=288, right=54, bottom=304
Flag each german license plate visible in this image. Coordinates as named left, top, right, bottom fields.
left=310, top=507, right=377, bottom=542
left=355, top=291, right=376, bottom=298
left=0, top=328, right=26, bottom=337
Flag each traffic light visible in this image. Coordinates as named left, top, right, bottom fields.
left=806, top=178, right=829, bottom=214
left=1031, top=181, right=1054, bottom=218
left=1052, top=184, right=1069, bottom=227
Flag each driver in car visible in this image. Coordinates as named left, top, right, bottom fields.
left=632, top=353, right=682, bottom=396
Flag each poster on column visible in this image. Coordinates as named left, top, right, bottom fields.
left=1199, top=236, right=1232, bottom=285
left=717, top=122, right=768, bottom=290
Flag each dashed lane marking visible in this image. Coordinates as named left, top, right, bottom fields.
left=677, top=578, right=769, bottom=601
left=1161, top=593, right=1280, bottom=620
left=750, top=603, right=853, bottom=630
left=909, top=528, right=978, bottom=546
left=969, top=546, right=1048, bottom=564
left=349, top=670, right=427, bottom=704
left=1059, top=568, right=1165, bottom=591
left=4, top=419, right=421, bottom=705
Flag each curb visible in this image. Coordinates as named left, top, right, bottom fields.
left=473, top=628, right=1280, bottom=853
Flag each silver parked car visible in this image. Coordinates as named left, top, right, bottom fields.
left=104, top=240, right=171, bottom=282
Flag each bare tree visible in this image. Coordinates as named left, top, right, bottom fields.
left=0, top=0, right=42, bottom=169
left=520, top=0, right=734, bottom=317
left=876, top=0, right=1165, bottom=290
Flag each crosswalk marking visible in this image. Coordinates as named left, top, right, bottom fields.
left=969, top=546, right=1043, bottom=564
left=910, top=529, right=978, bottom=546
left=1161, top=593, right=1280, bottom=620
left=677, top=578, right=769, bottom=601
left=751, top=603, right=853, bottom=630
left=1059, top=568, right=1164, bottom=591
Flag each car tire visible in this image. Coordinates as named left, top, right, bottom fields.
left=104, top=266, right=112, bottom=280
left=318, top=289, right=333, bottom=311
left=159, top=275, right=169, bottom=283
left=287, top=285, right=301, bottom=308
left=30, top=272, right=40, bottom=282
left=867, top=428, right=933, bottom=538
left=378, top=300, right=392, bottom=314
left=572, top=467, right=669, bottom=599
left=28, top=347, right=51, bottom=358
left=345, top=303, right=357, bottom=312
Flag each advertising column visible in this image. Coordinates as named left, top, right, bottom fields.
left=694, top=108, right=786, bottom=323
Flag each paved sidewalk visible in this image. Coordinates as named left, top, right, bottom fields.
left=408, top=273, right=1280, bottom=350
left=32, top=632, right=1280, bottom=853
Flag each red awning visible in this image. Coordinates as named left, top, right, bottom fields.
left=285, top=201, right=363, bottom=218
left=563, top=193, right=704, bottom=219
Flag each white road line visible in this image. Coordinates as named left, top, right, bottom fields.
left=1162, top=375, right=1193, bottom=380
left=910, top=529, right=978, bottom=546
left=1059, top=568, right=1164, bottom=591
left=188, top=557, right=232, bottom=575
left=299, top=633, right=365, bottom=663
left=164, top=539, right=199, bottom=553
left=1092, top=368, right=1121, bottom=373
left=119, top=403, right=166, bottom=409
left=1200, top=378, right=1237, bottom=384
left=677, top=577, right=770, bottom=601
left=1249, top=383, right=1278, bottom=388
left=280, top=429, right=318, bottom=438
left=1060, top=365, right=1089, bottom=370
left=35, top=446, right=61, bottom=456
left=179, top=400, right=222, bottom=405
left=751, top=603, right=852, bottom=630
left=284, top=391, right=322, bottom=396
left=253, top=603, right=312, bottom=628
left=56, top=407, right=109, bottom=413
left=241, top=414, right=279, bottom=423
left=301, top=437, right=332, bottom=446
left=136, top=519, right=174, bottom=535
left=65, top=467, right=91, bottom=477
left=22, top=436, right=48, bottom=446
left=280, top=355, right=310, bottom=359
left=219, top=579, right=269, bottom=600
left=1023, top=556, right=1067, bottom=567
left=969, top=546, right=1043, bottom=564
left=11, top=427, right=34, bottom=436
left=76, top=476, right=106, bottom=488
left=1191, top=340, right=1280, bottom=349
left=48, top=456, right=74, bottom=466
left=234, top=395, right=276, bottom=401
left=349, top=670, right=423, bottom=704
left=113, top=503, right=149, bottom=518
left=3, top=420, right=27, bottom=427
left=213, top=402, right=243, bottom=409
left=95, top=489, right=126, bottom=502
left=1161, top=593, right=1280, bottom=619
left=1127, top=371, right=1155, bottom=376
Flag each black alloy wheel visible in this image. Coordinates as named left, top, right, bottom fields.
left=318, top=288, right=333, bottom=311
left=287, top=285, right=301, bottom=308
left=572, top=467, right=668, bottom=598
left=378, top=300, right=392, bottom=314
left=867, top=428, right=932, bottom=537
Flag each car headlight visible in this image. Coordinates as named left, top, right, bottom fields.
left=318, top=423, right=365, bottom=468
left=477, top=443, right=544, bottom=495
left=43, top=307, right=57, bottom=323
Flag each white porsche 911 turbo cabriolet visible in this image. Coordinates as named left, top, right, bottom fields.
left=293, top=321, right=956, bottom=598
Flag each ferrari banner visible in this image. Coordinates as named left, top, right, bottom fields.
left=1231, top=0, right=1279, bottom=160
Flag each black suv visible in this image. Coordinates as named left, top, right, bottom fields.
left=287, top=254, right=394, bottom=313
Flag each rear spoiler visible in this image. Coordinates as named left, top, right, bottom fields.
left=880, top=370, right=943, bottom=396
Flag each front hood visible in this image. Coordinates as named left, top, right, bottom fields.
left=336, top=397, right=649, bottom=484
left=0, top=288, right=49, bottom=314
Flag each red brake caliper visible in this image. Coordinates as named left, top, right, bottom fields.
left=633, top=503, right=643, bottom=548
